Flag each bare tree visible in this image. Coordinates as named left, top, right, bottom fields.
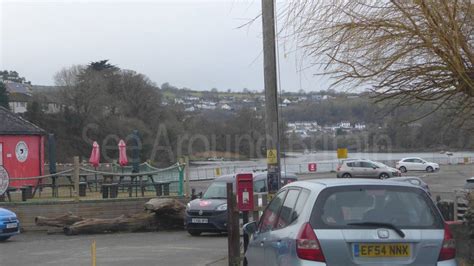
left=284, top=0, right=473, bottom=121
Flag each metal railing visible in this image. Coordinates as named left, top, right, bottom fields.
left=189, top=156, right=474, bottom=181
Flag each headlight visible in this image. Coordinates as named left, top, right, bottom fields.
left=216, top=204, right=227, bottom=211
left=186, top=203, right=191, bottom=209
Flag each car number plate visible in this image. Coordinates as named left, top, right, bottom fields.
left=354, top=243, right=410, bottom=257
left=191, top=218, right=208, bottom=224
left=6, top=223, right=18, bottom=229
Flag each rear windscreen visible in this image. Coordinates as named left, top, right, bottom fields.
left=310, top=186, right=443, bottom=229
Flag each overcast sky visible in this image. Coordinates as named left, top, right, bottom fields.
left=0, top=0, right=328, bottom=92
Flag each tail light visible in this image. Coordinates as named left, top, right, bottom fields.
left=336, top=165, right=341, bottom=171
left=438, top=223, right=456, bottom=261
left=296, top=222, right=325, bottom=262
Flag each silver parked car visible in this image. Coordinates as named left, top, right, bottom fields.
left=244, top=179, right=456, bottom=266
left=337, top=159, right=401, bottom=179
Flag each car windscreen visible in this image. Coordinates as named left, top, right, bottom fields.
left=202, top=181, right=227, bottom=199
left=310, top=185, right=443, bottom=229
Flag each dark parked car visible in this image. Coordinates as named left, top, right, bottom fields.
left=185, top=172, right=297, bottom=236
left=389, top=176, right=431, bottom=196
left=0, top=208, right=20, bottom=241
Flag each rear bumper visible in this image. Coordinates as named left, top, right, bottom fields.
left=437, top=259, right=457, bottom=266
left=298, top=258, right=455, bottom=266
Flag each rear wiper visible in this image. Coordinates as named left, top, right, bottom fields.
left=347, top=222, right=405, bottom=238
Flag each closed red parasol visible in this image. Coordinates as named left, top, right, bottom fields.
left=118, top=139, right=128, bottom=166
left=88, top=141, right=100, bottom=167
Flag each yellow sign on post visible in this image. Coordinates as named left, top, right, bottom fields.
left=267, top=149, right=278, bottom=164
left=337, top=148, right=348, bottom=159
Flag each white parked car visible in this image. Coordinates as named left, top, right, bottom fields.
left=396, top=157, right=440, bottom=173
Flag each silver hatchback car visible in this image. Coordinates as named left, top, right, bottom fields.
left=244, top=179, right=456, bottom=266
left=337, top=159, right=401, bottom=179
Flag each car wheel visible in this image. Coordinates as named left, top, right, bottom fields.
left=379, top=173, right=389, bottom=179
left=0, top=236, right=11, bottom=241
left=426, top=166, right=434, bottom=172
left=188, top=230, right=202, bottom=236
left=399, top=166, right=407, bottom=173
left=342, top=173, right=352, bottom=178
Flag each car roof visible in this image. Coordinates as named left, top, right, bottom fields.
left=288, top=178, right=420, bottom=190
left=389, top=176, right=422, bottom=181
left=400, top=157, right=422, bottom=160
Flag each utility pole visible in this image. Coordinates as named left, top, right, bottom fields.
left=261, top=0, right=281, bottom=192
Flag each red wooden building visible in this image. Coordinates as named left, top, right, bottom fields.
left=0, top=106, right=46, bottom=188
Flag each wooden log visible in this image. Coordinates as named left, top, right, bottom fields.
left=64, top=212, right=157, bottom=235
left=144, top=198, right=186, bottom=229
left=35, top=212, right=84, bottom=227
left=144, top=198, right=185, bottom=214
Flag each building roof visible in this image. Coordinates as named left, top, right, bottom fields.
left=0, top=106, right=46, bottom=135
left=5, top=82, right=31, bottom=95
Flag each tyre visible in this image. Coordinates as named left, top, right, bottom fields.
left=342, top=173, right=352, bottom=178
left=399, top=166, right=407, bottom=173
left=379, top=173, right=389, bottom=179
left=0, top=236, right=11, bottom=241
left=426, top=166, right=434, bottom=172
left=187, top=230, right=201, bottom=236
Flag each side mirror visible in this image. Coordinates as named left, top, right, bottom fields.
left=243, top=221, right=258, bottom=235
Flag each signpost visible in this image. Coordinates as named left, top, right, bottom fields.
left=308, top=163, right=317, bottom=172
left=226, top=183, right=240, bottom=266
left=0, top=166, right=9, bottom=196
left=337, top=148, right=348, bottom=159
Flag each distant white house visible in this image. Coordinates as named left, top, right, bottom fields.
left=184, top=96, right=200, bottom=101
left=5, top=82, right=32, bottom=114
left=338, top=121, right=351, bottom=129
left=174, top=98, right=185, bottom=104
left=195, top=103, right=216, bottom=110
left=286, top=121, right=320, bottom=137
left=184, top=106, right=196, bottom=112
left=354, top=123, right=366, bottom=130
left=220, top=104, right=232, bottom=110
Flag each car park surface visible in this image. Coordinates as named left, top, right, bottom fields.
left=0, top=231, right=228, bottom=266
left=244, top=179, right=456, bottom=266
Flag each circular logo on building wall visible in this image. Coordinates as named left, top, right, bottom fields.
left=0, top=166, right=9, bottom=195
left=15, top=141, right=29, bottom=162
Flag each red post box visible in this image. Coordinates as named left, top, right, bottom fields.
left=236, top=173, right=254, bottom=211
left=308, top=163, right=317, bottom=172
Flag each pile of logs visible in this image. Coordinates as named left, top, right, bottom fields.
left=34, top=198, right=185, bottom=235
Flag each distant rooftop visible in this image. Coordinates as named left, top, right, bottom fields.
left=5, top=82, right=31, bottom=95
left=0, top=106, right=46, bottom=135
